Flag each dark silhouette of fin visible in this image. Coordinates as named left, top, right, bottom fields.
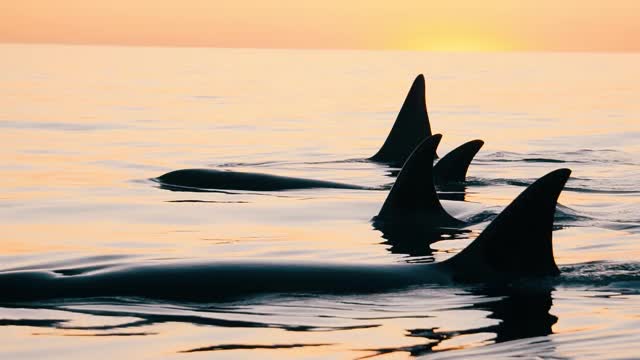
left=370, top=74, right=434, bottom=166
left=442, top=168, right=572, bottom=281
left=433, top=140, right=484, bottom=185
left=376, top=134, right=462, bottom=227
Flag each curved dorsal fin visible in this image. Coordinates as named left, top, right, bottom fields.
left=377, top=134, right=461, bottom=227
left=370, top=74, right=434, bottom=166
left=433, top=140, right=484, bottom=185
left=442, top=169, right=571, bottom=281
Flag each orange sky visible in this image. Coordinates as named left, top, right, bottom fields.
left=2, top=0, right=639, bottom=52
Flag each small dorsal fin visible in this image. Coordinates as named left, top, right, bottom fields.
left=433, top=140, right=484, bottom=185
left=442, top=169, right=572, bottom=281
left=370, top=74, right=434, bottom=166
left=376, top=134, right=462, bottom=227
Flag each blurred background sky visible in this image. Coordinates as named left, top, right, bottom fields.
left=1, top=0, right=639, bottom=52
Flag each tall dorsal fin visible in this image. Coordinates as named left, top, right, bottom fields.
left=370, top=74, right=434, bottom=166
left=376, top=134, right=462, bottom=227
left=442, top=169, right=572, bottom=281
left=433, top=140, right=484, bottom=185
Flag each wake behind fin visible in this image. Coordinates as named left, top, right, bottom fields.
left=376, top=134, right=462, bottom=227
left=370, top=74, right=434, bottom=166
left=442, top=169, right=572, bottom=281
left=433, top=140, right=484, bottom=185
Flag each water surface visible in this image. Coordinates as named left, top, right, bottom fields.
left=0, top=44, right=639, bottom=359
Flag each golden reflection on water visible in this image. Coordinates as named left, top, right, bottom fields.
left=0, top=44, right=639, bottom=359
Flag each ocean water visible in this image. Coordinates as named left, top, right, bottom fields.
left=0, top=44, right=639, bottom=359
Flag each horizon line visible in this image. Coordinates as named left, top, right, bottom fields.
left=2, top=41, right=639, bottom=55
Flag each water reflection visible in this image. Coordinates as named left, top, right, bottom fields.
left=373, top=220, right=471, bottom=258
left=180, top=343, right=332, bottom=353
left=5, top=287, right=637, bottom=359
left=363, top=286, right=556, bottom=357
left=436, top=183, right=468, bottom=202
left=385, top=168, right=401, bottom=178
left=0, top=302, right=380, bottom=333
left=466, top=286, right=557, bottom=343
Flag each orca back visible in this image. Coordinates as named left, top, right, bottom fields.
left=442, top=169, right=571, bottom=281
left=434, top=140, right=484, bottom=185
left=370, top=74, right=433, bottom=166
left=376, top=134, right=462, bottom=227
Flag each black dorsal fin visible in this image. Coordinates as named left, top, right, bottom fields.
left=377, top=134, right=462, bottom=227
left=433, top=140, right=484, bottom=185
left=442, top=169, right=572, bottom=281
left=370, top=74, right=434, bottom=166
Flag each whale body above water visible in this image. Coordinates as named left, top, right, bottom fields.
left=154, top=139, right=483, bottom=192
left=0, top=135, right=571, bottom=302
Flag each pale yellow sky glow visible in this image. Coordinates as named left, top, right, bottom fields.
left=2, top=0, right=639, bottom=52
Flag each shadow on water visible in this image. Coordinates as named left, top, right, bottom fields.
left=373, top=220, right=471, bottom=258
left=359, top=286, right=557, bottom=358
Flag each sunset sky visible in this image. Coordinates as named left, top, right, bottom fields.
left=2, top=0, right=639, bottom=52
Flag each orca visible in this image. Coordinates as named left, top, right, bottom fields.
left=433, top=140, right=484, bottom=186
left=155, top=169, right=370, bottom=192
left=372, top=134, right=474, bottom=254
left=154, top=75, right=482, bottom=192
left=153, top=139, right=482, bottom=192
left=369, top=74, right=486, bottom=183
left=370, top=74, right=433, bottom=165
left=153, top=139, right=483, bottom=193
left=0, top=153, right=571, bottom=302
left=375, top=134, right=465, bottom=227
left=154, top=137, right=482, bottom=192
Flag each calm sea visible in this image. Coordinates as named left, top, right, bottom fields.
left=0, top=44, right=639, bottom=359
